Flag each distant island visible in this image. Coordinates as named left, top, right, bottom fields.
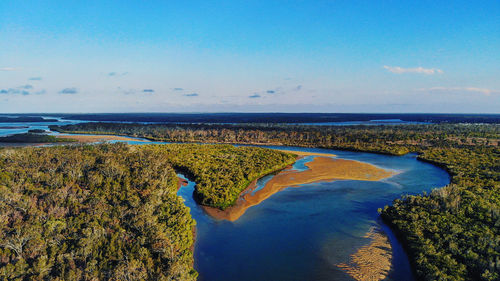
left=0, top=116, right=58, bottom=123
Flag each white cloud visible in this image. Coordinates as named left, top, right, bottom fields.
left=384, top=65, right=443, bottom=75
left=0, top=67, right=21, bottom=71
left=419, top=87, right=498, bottom=96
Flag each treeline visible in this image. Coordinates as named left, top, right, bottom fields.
left=51, top=122, right=499, bottom=155
left=0, top=133, right=75, bottom=143
left=50, top=122, right=500, bottom=280
left=0, top=143, right=294, bottom=280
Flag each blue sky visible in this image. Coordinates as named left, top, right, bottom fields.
left=1, top=0, right=499, bottom=113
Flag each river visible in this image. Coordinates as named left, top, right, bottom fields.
left=173, top=146, right=450, bottom=281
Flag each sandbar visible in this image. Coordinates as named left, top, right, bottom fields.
left=55, top=134, right=149, bottom=143
left=336, top=227, right=392, bottom=281
left=202, top=156, right=395, bottom=221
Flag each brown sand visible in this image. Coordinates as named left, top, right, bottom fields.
left=56, top=134, right=149, bottom=143
left=336, top=227, right=392, bottom=281
left=177, top=177, right=189, bottom=191
left=202, top=157, right=395, bottom=221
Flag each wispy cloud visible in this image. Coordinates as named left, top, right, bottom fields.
left=0, top=86, right=45, bottom=96
left=0, top=89, right=30, bottom=95
left=59, top=88, right=78, bottom=94
left=118, top=87, right=154, bottom=95
left=0, top=67, right=21, bottom=71
left=28, top=77, right=42, bottom=81
left=183, top=93, right=199, bottom=97
left=249, top=94, right=261, bottom=98
left=384, top=65, right=443, bottom=75
left=108, top=72, right=128, bottom=77
left=420, top=87, right=498, bottom=96
left=173, top=88, right=184, bottom=91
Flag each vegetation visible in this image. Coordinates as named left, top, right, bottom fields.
left=51, top=122, right=498, bottom=155
left=149, top=144, right=296, bottom=209
left=28, top=129, right=47, bottom=134
left=381, top=146, right=500, bottom=280
left=0, top=143, right=295, bottom=280
left=0, top=133, right=75, bottom=143
left=51, top=122, right=500, bottom=280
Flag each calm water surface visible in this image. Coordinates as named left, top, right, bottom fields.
left=177, top=146, right=450, bottom=281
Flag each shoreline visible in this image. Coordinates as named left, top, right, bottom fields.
left=55, top=134, right=150, bottom=143
left=201, top=156, right=396, bottom=221
left=275, top=149, right=337, bottom=157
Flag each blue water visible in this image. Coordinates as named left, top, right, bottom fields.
left=289, top=155, right=316, bottom=171
left=175, top=146, right=450, bottom=281
left=0, top=116, right=84, bottom=137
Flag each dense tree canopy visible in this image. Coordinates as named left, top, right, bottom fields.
left=0, top=143, right=295, bottom=280
left=382, top=147, right=500, bottom=280
left=0, top=133, right=74, bottom=143
left=50, top=123, right=499, bottom=155
left=143, top=144, right=296, bottom=210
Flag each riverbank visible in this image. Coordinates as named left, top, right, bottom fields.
left=275, top=149, right=336, bottom=157
left=201, top=156, right=396, bottom=221
left=55, top=134, right=150, bottom=143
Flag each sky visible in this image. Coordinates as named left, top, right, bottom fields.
left=1, top=0, right=499, bottom=113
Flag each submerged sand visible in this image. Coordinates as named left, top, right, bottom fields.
left=56, top=134, right=149, bottom=143
left=202, top=156, right=395, bottom=221
left=336, top=227, right=392, bottom=281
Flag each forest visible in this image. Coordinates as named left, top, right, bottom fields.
left=0, top=143, right=295, bottom=280
left=143, top=144, right=296, bottom=209
left=0, top=133, right=74, bottom=143
left=51, top=122, right=499, bottom=155
left=51, top=122, right=500, bottom=280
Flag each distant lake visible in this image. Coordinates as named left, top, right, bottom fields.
left=0, top=117, right=83, bottom=137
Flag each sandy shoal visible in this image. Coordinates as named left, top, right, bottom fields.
left=202, top=156, right=395, bottom=221
left=336, top=227, right=392, bottom=281
left=56, top=134, right=149, bottom=143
